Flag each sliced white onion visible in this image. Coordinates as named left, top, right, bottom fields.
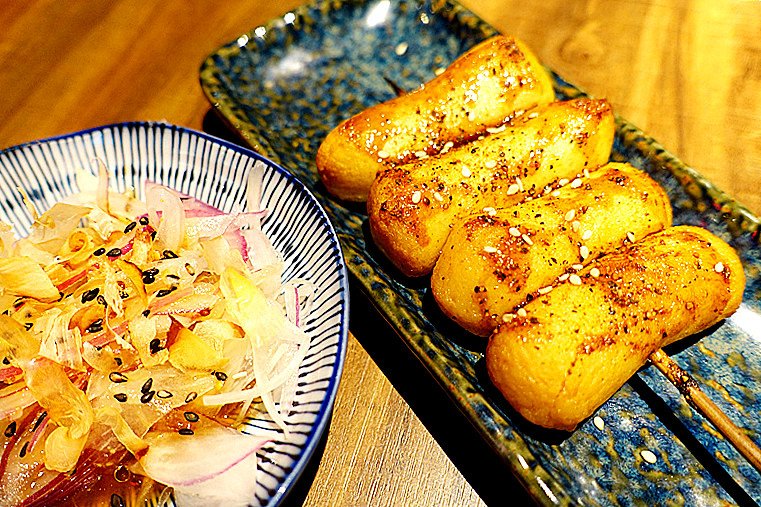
left=145, top=184, right=185, bottom=252
left=140, top=422, right=270, bottom=507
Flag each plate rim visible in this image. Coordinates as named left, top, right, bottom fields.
left=197, top=1, right=761, bottom=504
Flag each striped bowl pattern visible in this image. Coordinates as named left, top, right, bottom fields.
left=0, top=122, right=349, bottom=506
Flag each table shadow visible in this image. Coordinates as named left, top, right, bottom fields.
left=347, top=276, right=537, bottom=506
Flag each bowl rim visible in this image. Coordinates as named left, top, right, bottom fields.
left=0, top=120, right=351, bottom=507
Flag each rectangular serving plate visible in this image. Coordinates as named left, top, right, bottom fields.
left=200, top=0, right=761, bottom=504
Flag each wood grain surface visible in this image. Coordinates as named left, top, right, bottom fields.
left=0, top=1, right=759, bottom=506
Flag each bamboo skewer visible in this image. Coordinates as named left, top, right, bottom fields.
left=649, top=348, right=761, bottom=472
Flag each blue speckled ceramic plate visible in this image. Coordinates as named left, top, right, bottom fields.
left=0, top=122, right=349, bottom=507
left=200, top=1, right=761, bottom=505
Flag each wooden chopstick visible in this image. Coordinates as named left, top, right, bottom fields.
left=649, top=348, right=761, bottom=471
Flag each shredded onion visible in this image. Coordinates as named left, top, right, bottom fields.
left=0, top=165, right=314, bottom=506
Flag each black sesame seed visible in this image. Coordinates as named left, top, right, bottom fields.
left=32, top=412, right=47, bottom=432
left=109, top=371, right=128, bottom=383
left=111, top=493, right=126, bottom=507
left=155, top=288, right=176, bottom=298
left=183, top=411, right=199, bottom=423
left=166, top=274, right=180, bottom=281
left=1, top=357, right=9, bottom=365
left=142, top=268, right=159, bottom=284
left=119, top=291, right=129, bottom=299
left=149, top=338, right=162, bottom=354
left=150, top=230, right=157, bottom=241
left=113, top=393, right=128, bottom=403
left=142, top=309, right=151, bottom=317
left=124, top=222, right=137, bottom=233
left=23, top=322, right=33, bottom=331
left=106, top=248, right=122, bottom=258
left=97, top=295, right=107, bottom=306
left=141, top=378, right=153, bottom=394
left=156, top=390, right=173, bottom=399
left=81, top=288, right=100, bottom=304
left=4, top=421, right=16, bottom=437
left=86, top=320, right=104, bottom=334
left=185, top=392, right=198, bottom=403
left=138, top=216, right=149, bottom=226
left=114, top=357, right=123, bottom=366
left=178, top=428, right=194, bottom=436
left=140, top=390, right=155, bottom=404
left=93, top=247, right=106, bottom=256
left=2, top=310, right=8, bottom=316
left=162, top=250, right=179, bottom=259
left=114, top=465, right=131, bottom=483
left=214, top=371, right=228, bottom=382
left=19, top=441, right=29, bottom=458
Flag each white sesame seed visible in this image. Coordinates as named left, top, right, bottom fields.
left=572, top=220, right=581, bottom=232
left=377, top=150, right=390, bottom=159
left=507, top=184, right=520, bottom=195
left=580, top=245, right=590, bottom=260
left=516, top=177, right=524, bottom=192
left=502, top=313, right=516, bottom=322
left=564, top=209, right=576, bottom=222
left=538, top=285, right=553, bottom=295
left=486, top=125, right=506, bottom=134
left=570, top=178, right=583, bottom=188
left=583, top=168, right=590, bottom=178
left=483, top=206, right=497, bottom=215
left=483, top=245, right=498, bottom=253
left=569, top=274, right=582, bottom=285
left=395, top=42, right=409, bottom=56
left=593, top=416, right=605, bottom=430
left=435, top=67, right=446, bottom=76
left=543, top=186, right=552, bottom=195
left=626, top=231, right=635, bottom=242
left=411, top=191, right=422, bottom=204
left=551, top=190, right=561, bottom=197
left=415, top=150, right=428, bottom=158
left=467, top=111, right=475, bottom=121
left=433, top=192, right=444, bottom=202
left=558, top=273, right=570, bottom=282
left=640, top=449, right=658, bottom=464
left=714, top=262, right=725, bottom=273
left=590, top=267, right=601, bottom=278
left=485, top=160, right=497, bottom=169
left=517, top=308, right=527, bottom=317
left=461, top=166, right=471, bottom=177
left=558, top=178, right=570, bottom=186
left=522, top=234, right=533, bottom=245
left=528, top=112, right=539, bottom=119
left=232, top=371, right=248, bottom=380
left=508, top=227, right=521, bottom=237
left=582, top=230, right=593, bottom=241
left=572, top=264, right=584, bottom=271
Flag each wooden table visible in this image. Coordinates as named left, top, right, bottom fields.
left=1, top=1, right=759, bottom=505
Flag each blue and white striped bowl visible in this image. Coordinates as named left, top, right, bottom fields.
left=0, top=122, right=349, bottom=506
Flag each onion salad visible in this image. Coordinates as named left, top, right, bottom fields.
left=0, top=161, right=315, bottom=506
